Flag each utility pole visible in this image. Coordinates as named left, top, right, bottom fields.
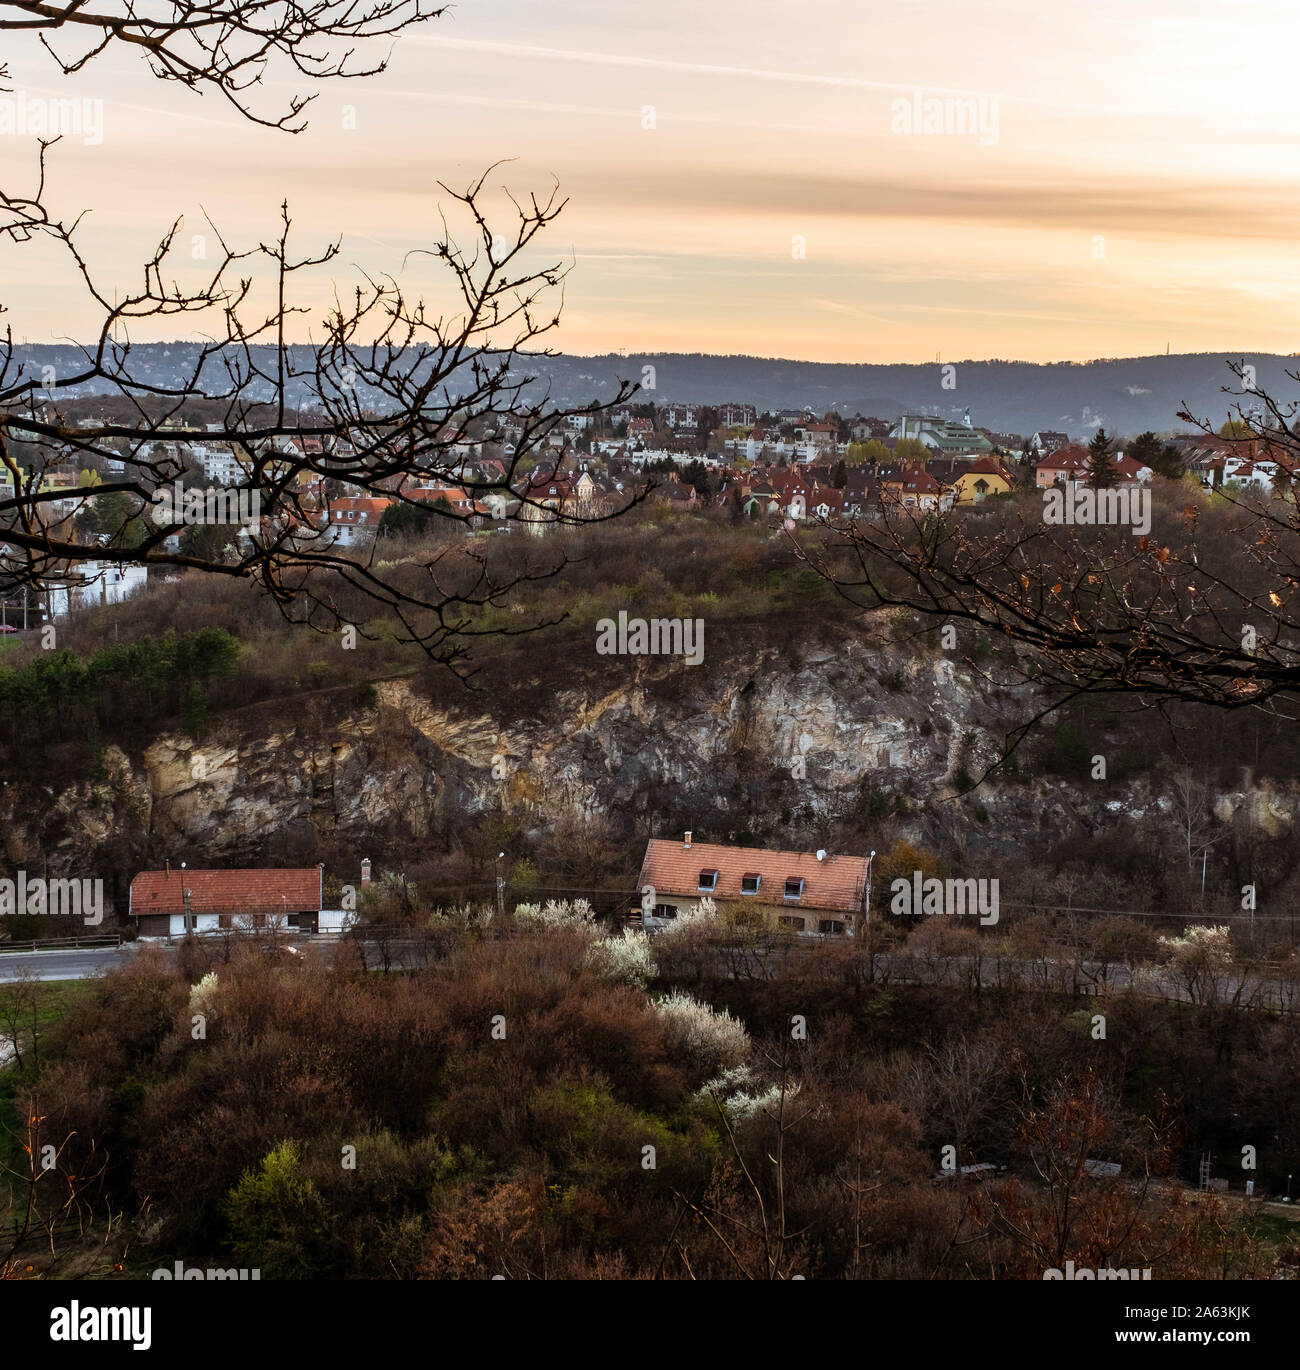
left=495, top=852, right=506, bottom=919
left=858, top=850, right=876, bottom=938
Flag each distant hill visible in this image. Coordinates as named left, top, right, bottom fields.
left=535, top=350, right=1298, bottom=440
left=9, top=345, right=1295, bottom=441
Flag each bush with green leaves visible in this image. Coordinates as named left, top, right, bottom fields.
left=224, top=1141, right=327, bottom=1279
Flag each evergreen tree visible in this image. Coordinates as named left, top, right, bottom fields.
left=1085, top=428, right=1116, bottom=487
left=1127, top=430, right=1184, bottom=480
left=180, top=680, right=208, bottom=739
left=1155, top=445, right=1186, bottom=480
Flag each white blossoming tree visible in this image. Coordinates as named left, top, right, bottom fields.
left=1155, top=925, right=1236, bottom=1005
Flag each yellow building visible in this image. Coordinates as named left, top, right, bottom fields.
left=949, top=456, right=1015, bottom=506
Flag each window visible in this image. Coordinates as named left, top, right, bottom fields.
left=784, top=877, right=804, bottom=901
left=741, top=873, right=761, bottom=895
left=778, top=915, right=805, bottom=932
left=698, top=869, right=719, bottom=892
left=818, top=919, right=846, bottom=935
left=652, top=904, right=678, bottom=920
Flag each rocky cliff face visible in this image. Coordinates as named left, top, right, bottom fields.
left=7, top=636, right=1300, bottom=901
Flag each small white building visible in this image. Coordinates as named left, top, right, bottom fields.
left=45, top=561, right=148, bottom=619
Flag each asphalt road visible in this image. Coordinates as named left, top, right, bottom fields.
left=0, top=944, right=142, bottom=981
left=1, top=939, right=1296, bottom=1020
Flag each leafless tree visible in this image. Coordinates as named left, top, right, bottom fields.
left=1, top=1090, right=110, bottom=1274
left=799, top=360, right=1300, bottom=764
left=904, top=1036, right=1004, bottom=1164
left=0, top=2, right=646, bottom=671
left=667, top=1043, right=811, bottom=1279
left=0, top=0, right=444, bottom=128
left=0, top=966, right=41, bottom=1074
left=1167, top=766, right=1220, bottom=873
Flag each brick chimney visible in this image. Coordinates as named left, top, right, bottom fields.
left=360, top=858, right=371, bottom=889
left=683, top=831, right=692, bottom=849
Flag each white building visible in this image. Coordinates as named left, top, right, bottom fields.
left=45, top=561, right=148, bottom=619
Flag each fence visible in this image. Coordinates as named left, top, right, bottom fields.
left=0, top=933, right=124, bottom=952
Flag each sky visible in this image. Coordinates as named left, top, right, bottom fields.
left=3, top=0, right=1300, bottom=362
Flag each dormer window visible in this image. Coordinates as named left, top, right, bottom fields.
left=784, top=877, right=804, bottom=901
left=740, top=873, right=761, bottom=895
left=698, top=869, right=719, bottom=892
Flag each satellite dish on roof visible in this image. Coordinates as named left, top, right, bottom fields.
left=816, top=849, right=826, bottom=862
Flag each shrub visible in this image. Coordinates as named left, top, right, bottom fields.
left=224, top=1141, right=327, bottom=1278
left=652, top=991, right=750, bottom=1075
left=585, top=928, right=656, bottom=988
left=655, top=896, right=717, bottom=940
left=188, top=971, right=219, bottom=1020
left=697, top=1063, right=786, bottom=1125
left=513, top=899, right=596, bottom=932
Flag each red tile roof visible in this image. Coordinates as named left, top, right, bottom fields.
left=967, top=455, right=1013, bottom=478
left=328, top=497, right=392, bottom=522
left=1112, top=455, right=1148, bottom=482
left=130, top=868, right=322, bottom=917
left=405, top=485, right=469, bottom=504
left=636, top=838, right=870, bottom=916
left=1038, top=446, right=1088, bottom=472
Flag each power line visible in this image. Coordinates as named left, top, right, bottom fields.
left=999, top=901, right=1297, bottom=922
left=365, top=885, right=1293, bottom=919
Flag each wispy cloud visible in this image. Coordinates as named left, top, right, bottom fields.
left=406, top=34, right=1075, bottom=110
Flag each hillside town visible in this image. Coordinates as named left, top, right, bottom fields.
left=8, top=0, right=1300, bottom=1323
left=3, top=395, right=1291, bottom=626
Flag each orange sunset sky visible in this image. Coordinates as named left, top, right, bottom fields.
left=3, top=0, right=1300, bottom=362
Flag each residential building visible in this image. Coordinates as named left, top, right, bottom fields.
left=891, top=414, right=993, bottom=455
left=129, top=865, right=350, bottom=937
left=949, top=455, right=1016, bottom=505
left=44, top=561, right=148, bottom=619
left=1030, top=430, right=1071, bottom=456
left=881, top=463, right=951, bottom=512
left=1035, top=445, right=1089, bottom=487
left=633, top=833, right=873, bottom=935
left=326, top=495, right=392, bottom=546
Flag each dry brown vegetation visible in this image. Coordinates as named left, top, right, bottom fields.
left=3, top=919, right=1295, bottom=1280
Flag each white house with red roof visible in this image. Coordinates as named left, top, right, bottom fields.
left=881, top=464, right=953, bottom=512
left=129, top=865, right=353, bottom=937
left=326, top=495, right=393, bottom=547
